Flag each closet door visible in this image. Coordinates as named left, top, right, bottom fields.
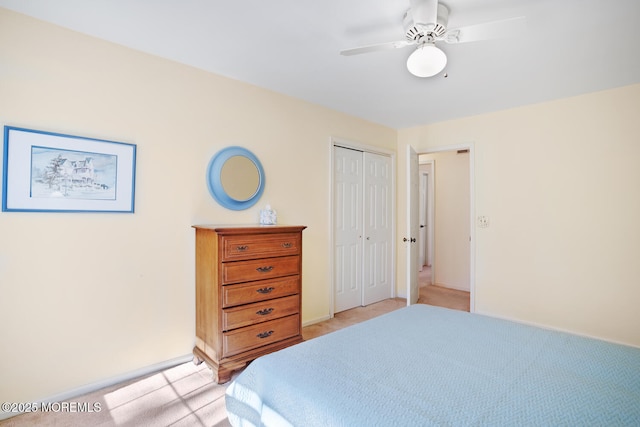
left=334, top=147, right=393, bottom=313
left=362, top=152, right=392, bottom=305
left=334, top=146, right=363, bottom=313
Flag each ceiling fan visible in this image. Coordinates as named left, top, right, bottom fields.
left=340, top=0, right=526, bottom=77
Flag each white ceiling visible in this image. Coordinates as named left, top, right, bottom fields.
left=1, top=0, right=639, bottom=129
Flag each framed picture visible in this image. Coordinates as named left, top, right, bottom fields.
left=2, top=126, right=136, bottom=213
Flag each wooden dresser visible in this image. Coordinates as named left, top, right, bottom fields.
left=192, top=224, right=306, bottom=383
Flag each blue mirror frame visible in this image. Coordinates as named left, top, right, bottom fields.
left=206, top=146, right=265, bottom=210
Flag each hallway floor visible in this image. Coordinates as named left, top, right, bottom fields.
left=417, top=266, right=470, bottom=312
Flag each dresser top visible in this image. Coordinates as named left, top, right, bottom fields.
left=192, top=224, right=306, bottom=234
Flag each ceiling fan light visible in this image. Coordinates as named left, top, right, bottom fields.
left=406, top=43, right=447, bottom=77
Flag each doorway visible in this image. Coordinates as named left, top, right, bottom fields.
left=419, top=160, right=434, bottom=278
left=411, top=146, right=474, bottom=311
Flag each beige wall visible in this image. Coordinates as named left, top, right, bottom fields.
left=0, top=9, right=396, bottom=405
left=397, top=83, right=640, bottom=348
left=420, top=151, right=470, bottom=291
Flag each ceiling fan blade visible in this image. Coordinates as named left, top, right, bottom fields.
left=340, top=40, right=412, bottom=56
left=409, top=0, right=439, bottom=26
left=444, top=16, right=527, bottom=44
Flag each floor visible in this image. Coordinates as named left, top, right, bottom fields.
left=303, top=267, right=470, bottom=340
left=417, top=266, right=471, bottom=312
left=2, top=267, right=469, bottom=426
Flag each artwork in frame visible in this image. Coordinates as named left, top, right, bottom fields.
left=2, top=126, right=136, bottom=213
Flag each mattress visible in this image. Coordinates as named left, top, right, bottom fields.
left=225, top=304, right=640, bottom=426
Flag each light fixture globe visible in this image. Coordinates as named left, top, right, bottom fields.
left=406, top=43, right=447, bottom=77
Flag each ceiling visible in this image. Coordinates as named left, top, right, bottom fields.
left=1, top=0, right=639, bottom=129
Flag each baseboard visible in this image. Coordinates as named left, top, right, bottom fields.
left=0, top=354, right=193, bottom=421
left=473, top=310, right=640, bottom=349
left=302, top=314, right=331, bottom=327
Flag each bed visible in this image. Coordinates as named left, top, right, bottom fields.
left=225, top=304, right=640, bottom=426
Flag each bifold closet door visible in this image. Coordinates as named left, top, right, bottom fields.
left=334, top=146, right=392, bottom=313
left=362, top=152, right=392, bottom=306
left=334, top=146, right=363, bottom=313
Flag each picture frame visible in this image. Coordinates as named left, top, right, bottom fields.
left=2, top=126, right=136, bottom=213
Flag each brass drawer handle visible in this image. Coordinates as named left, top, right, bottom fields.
left=256, top=266, right=274, bottom=273
left=282, top=242, right=292, bottom=248
left=256, top=308, right=274, bottom=316
left=257, top=330, right=274, bottom=339
left=256, top=287, right=275, bottom=294
left=236, top=245, right=249, bottom=251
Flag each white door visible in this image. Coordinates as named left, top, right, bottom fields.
left=334, top=146, right=363, bottom=312
left=362, top=152, right=392, bottom=305
left=407, top=145, right=420, bottom=305
left=419, top=172, right=428, bottom=269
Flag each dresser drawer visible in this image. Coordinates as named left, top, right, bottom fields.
left=222, top=295, right=299, bottom=331
left=222, top=276, right=299, bottom=308
left=222, top=314, right=300, bottom=357
left=221, top=233, right=301, bottom=261
left=222, top=255, right=300, bottom=284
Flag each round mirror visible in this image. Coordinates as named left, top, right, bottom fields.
left=207, top=146, right=264, bottom=210
left=220, top=155, right=260, bottom=201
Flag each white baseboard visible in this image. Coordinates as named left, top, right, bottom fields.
left=302, top=314, right=331, bottom=327
left=0, top=354, right=193, bottom=421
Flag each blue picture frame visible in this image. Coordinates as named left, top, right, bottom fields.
left=207, top=146, right=264, bottom=210
left=2, top=126, right=136, bottom=213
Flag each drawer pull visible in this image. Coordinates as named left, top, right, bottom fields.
left=256, top=308, right=274, bottom=316
left=282, top=242, right=292, bottom=248
left=236, top=245, right=249, bottom=251
left=257, top=330, right=274, bottom=339
left=256, top=286, right=275, bottom=294
left=256, top=266, right=274, bottom=273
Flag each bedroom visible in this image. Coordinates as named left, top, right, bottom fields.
left=1, top=0, right=639, bottom=424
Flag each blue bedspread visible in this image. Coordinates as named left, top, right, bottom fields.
left=226, top=304, right=640, bottom=426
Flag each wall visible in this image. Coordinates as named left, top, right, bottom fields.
left=420, top=151, right=470, bottom=291
left=397, top=83, right=640, bottom=348
left=0, top=9, right=396, bottom=406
